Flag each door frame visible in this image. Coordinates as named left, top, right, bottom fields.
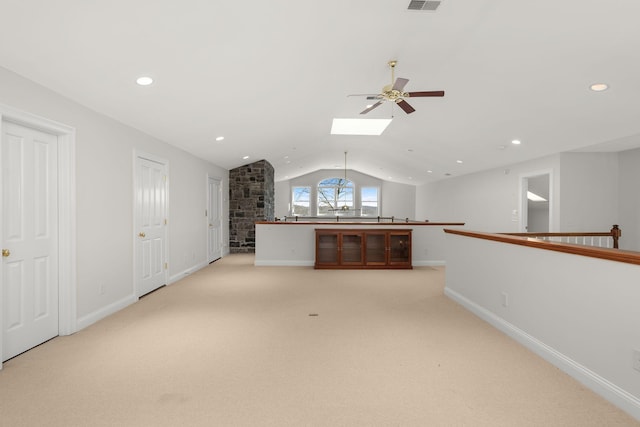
left=519, top=169, right=554, bottom=233
left=206, top=174, right=223, bottom=263
left=132, top=150, right=169, bottom=297
left=0, top=104, right=77, bottom=368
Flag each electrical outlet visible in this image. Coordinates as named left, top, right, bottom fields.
left=633, top=349, right=640, bottom=372
left=501, top=292, right=509, bottom=308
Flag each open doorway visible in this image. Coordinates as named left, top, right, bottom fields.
left=521, top=172, right=551, bottom=232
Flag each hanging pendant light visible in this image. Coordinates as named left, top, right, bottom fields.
left=340, top=151, right=349, bottom=211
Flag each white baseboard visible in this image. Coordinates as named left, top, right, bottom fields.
left=168, top=261, right=209, bottom=285
left=76, top=294, right=138, bottom=331
left=444, top=287, right=640, bottom=422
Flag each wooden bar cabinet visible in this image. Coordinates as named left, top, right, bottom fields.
left=314, top=229, right=412, bottom=269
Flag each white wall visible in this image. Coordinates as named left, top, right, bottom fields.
left=381, top=181, right=416, bottom=220
left=558, top=152, right=619, bottom=231
left=417, top=152, right=624, bottom=235
left=275, top=180, right=290, bottom=219
left=416, top=155, right=561, bottom=232
left=619, top=147, right=640, bottom=251
left=0, top=66, right=229, bottom=326
left=445, top=232, right=640, bottom=420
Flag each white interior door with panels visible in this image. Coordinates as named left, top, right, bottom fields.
left=207, top=176, right=222, bottom=263
left=135, top=154, right=168, bottom=297
left=2, top=122, right=59, bottom=361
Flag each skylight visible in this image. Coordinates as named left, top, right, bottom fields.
left=331, top=118, right=392, bottom=136
left=527, top=191, right=547, bottom=202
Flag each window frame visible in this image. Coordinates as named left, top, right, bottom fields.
left=360, top=186, right=380, bottom=217
left=317, top=178, right=355, bottom=216
left=291, top=186, right=311, bottom=216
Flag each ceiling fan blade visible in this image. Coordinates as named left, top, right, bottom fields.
left=360, top=101, right=383, bottom=115
left=396, top=99, right=416, bottom=114
left=392, top=78, right=409, bottom=92
left=406, top=90, right=445, bottom=97
left=348, top=93, right=380, bottom=97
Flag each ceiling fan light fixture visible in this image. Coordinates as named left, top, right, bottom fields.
left=353, top=60, right=444, bottom=115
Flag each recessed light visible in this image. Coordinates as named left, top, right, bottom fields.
left=136, top=76, right=153, bottom=86
left=215, top=136, right=224, bottom=141
left=590, top=83, right=609, bottom=92
left=242, top=155, right=250, bottom=160
left=427, top=170, right=433, bottom=174
left=456, top=160, right=463, bottom=164
left=511, top=139, right=521, bottom=145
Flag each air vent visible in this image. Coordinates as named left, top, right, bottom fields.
left=408, top=0, right=442, bottom=11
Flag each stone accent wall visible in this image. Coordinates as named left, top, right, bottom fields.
left=229, top=159, right=274, bottom=253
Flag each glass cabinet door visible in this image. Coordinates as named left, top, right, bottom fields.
left=365, top=233, right=386, bottom=265
left=317, top=233, right=338, bottom=264
left=389, top=233, right=411, bottom=265
left=341, top=233, right=363, bottom=264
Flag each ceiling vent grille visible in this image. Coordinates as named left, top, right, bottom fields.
left=408, top=0, right=442, bottom=11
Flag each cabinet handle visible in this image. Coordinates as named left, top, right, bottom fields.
left=138, top=232, right=146, bottom=238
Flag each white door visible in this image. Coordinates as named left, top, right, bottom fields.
left=207, top=176, right=222, bottom=263
left=135, top=156, right=167, bottom=297
left=2, top=122, right=59, bottom=361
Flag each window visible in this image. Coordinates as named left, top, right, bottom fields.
left=318, top=178, right=354, bottom=216
left=361, top=187, right=379, bottom=216
left=291, top=186, right=311, bottom=216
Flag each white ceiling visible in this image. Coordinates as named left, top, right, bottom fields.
left=2, top=0, right=640, bottom=185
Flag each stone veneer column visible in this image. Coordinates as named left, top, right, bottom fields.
left=229, top=159, right=274, bottom=253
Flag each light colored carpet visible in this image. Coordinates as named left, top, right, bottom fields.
left=0, top=254, right=637, bottom=426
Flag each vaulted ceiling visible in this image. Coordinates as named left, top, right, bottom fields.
left=2, top=0, right=640, bottom=185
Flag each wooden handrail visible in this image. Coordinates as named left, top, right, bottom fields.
left=501, top=225, right=621, bottom=249
left=444, top=228, right=640, bottom=265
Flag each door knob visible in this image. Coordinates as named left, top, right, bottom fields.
left=138, top=232, right=146, bottom=238
left=2, top=249, right=10, bottom=257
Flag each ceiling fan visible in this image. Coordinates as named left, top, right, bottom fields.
left=350, top=60, right=444, bottom=114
